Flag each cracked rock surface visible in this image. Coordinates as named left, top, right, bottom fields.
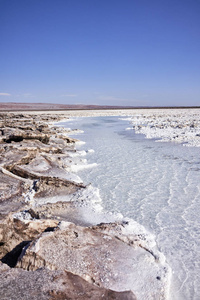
left=0, top=112, right=171, bottom=299
left=17, top=220, right=168, bottom=299
left=0, top=263, right=136, bottom=300
left=0, top=112, right=137, bottom=299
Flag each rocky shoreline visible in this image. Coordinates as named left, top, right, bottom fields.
left=0, top=112, right=170, bottom=300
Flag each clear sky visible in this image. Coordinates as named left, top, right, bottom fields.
left=0, top=0, right=200, bottom=106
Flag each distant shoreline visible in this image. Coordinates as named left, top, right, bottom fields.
left=0, top=102, right=200, bottom=112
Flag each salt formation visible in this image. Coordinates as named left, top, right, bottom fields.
left=128, top=109, right=200, bottom=147
left=0, top=111, right=173, bottom=299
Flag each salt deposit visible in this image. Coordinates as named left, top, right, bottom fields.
left=64, top=111, right=200, bottom=300
left=128, top=109, right=200, bottom=147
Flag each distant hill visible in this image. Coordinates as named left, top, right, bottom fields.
left=0, top=102, right=199, bottom=111
left=0, top=102, right=138, bottom=111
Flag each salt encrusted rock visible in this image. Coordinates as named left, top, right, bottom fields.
left=0, top=169, right=27, bottom=218
left=0, top=112, right=173, bottom=299
left=0, top=170, right=25, bottom=202
left=0, top=263, right=136, bottom=300
left=0, top=213, right=59, bottom=264
left=10, top=165, right=85, bottom=197
left=17, top=221, right=169, bottom=300
left=0, top=114, right=85, bottom=210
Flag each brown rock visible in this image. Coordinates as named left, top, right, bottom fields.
left=0, top=213, right=59, bottom=264
left=17, top=221, right=167, bottom=299
left=0, top=263, right=136, bottom=300
left=0, top=169, right=27, bottom=218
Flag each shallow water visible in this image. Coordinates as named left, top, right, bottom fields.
left=61, top=116, right=200, bottom=300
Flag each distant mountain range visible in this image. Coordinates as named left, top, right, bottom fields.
left=0, top=102, right=136, bottom=111
left=0, top=102, right=146, bottom=111
left=0, top=102, right=199, bottom=111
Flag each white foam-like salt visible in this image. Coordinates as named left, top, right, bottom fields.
left=68, top=150, right=87, bottom=157
left=35, top=183, right=103, bottom=214
left=129, top=110, right=200, bottom=147
left=76, top=141, right=86, bottom=146
left=71, top=184, right=103, bottom=212
left=70, top=162, right=98, bottom=173
left=68, top=149, right=95, bottom=158
left=62, top=172, right=83, bottom=184
left=13, top=211, right=33, bottom=221
left=23, top=187, right=36, bottom=205
left=65, top=129, right=84, bottom=135
left=60, top=113, right=200, bottom=300
left=64, top=151, right=98, bottom=173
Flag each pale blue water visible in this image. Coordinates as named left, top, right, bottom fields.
left=61, top=116, right=200, bottom=300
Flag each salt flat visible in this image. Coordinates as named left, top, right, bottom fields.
left=1, top=108, right=200, bottom=299
left=62, top=110, right=200, bottom=300
left=20, top=108, right=200, bottom=147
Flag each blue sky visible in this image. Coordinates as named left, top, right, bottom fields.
left=0, top=0, right=200, bottom=106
